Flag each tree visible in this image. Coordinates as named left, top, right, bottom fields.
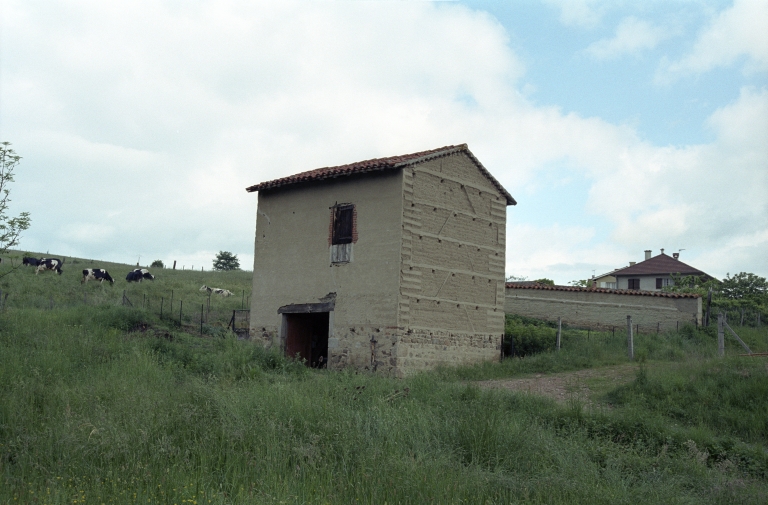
left=533, top=278, right=555, bottom=286
left=213, top=251, right=240, bottom=271
left=150, top=260, right=164, bottom=268
left=569, top=279, right=588, bottom=287
left=0, top=142, right=31, bottom=254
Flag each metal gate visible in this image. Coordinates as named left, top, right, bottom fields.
left=228, top=309, right=250, bottom=339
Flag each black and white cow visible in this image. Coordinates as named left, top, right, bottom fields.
left=82, top=268, right=114, bottom=284
left=126, top=269, right=155, bottom=282
left=199, top=285, right=234, bottom=297
left=23, top=257, right=42, bottom=267
left=35, top=258, right=63, bottom=275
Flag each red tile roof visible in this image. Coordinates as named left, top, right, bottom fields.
left=245, top=144, right=516, bottom=205
left=505, top=282, right=701, bottom=298
left=612, top=253, right=709, bottom=277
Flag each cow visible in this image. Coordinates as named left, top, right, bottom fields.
left=199, top=285, right=234, bottom=297
left=126, top=268, right=155, bottom=282
left=23, top=257, right=42, bottom=267
left=82, top=268, right=115, bottom=284
left=35, top=258, right=63, bottom=275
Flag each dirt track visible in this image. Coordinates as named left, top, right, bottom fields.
left=477, top=364, right=639, bottom=405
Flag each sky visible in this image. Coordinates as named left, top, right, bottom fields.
left=1, top=0, right=766, bottom=284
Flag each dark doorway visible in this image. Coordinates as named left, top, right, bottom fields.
left=284, top=312, right=329, bottom=368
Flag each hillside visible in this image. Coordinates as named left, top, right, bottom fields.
left=1, top=251, right=767, bottom=504
left=0, top=250, right=253, bottom=328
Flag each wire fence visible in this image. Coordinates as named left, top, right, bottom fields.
left=0, top=286, right=252, bottom=338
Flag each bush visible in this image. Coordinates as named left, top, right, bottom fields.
left=150, top=260, right=164, bottom=268
left=505, top=316, right=557, bottom=357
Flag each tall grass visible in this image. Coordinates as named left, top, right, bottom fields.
left=2, top=305, right=767, bottom=503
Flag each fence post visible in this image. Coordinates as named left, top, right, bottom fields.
left=173, top=260, right=176, bottom=270
left=627, top=315, right=634, bottom=361
left=556, top=317, right=562, bottom=351
left=657, top=322, right=660, bottom=334
left=705, top=288, right=712, bottom=327
left=170, top=290, right=174, bottom=314
left=717, top=312, right=725, bottom=357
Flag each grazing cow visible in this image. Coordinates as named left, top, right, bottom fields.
left=23, top=257, right=42, bottom=267
left=82, top=268, right=114, bottom=284
left=199, top=285, right=234, bottom=297
left=35, top=258, right=63, bottom=275
left=126, top=268, right=155, bottom=282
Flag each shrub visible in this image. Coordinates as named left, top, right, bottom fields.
left=150, top=259, right=164, bottom=268
left=505, top=316, right=557, bottom=357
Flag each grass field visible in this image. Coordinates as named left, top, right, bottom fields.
left=0, top=250, right=253, bottom=330
left=1, top=251, right=767, bottom=504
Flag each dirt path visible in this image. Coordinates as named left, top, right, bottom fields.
left=476, top=364, right=640, bottom=405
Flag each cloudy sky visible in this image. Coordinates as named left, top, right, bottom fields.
left=1, top=0, right=766, bottom=283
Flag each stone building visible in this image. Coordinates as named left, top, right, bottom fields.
left=245, top=144, right=515, bottom=376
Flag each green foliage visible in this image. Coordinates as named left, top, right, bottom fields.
left=212, top=250, right=240, bottom=271
left=505, top=314, right=557, bottom=356
left=150, top=259, right=164, bottom=268
left=533, top=278, right=555, bottom=286
left=569, top=279, right=588, bottom=287
left=666, top=271, right=768, bottom=314
left=721, top=272, right=768, bottom=308
left=0, top=142, right=31, bottom=254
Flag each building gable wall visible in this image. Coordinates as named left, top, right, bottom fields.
left=396, top=152, right=506, bottom=373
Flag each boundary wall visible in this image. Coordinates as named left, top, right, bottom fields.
left=505, top=283, right=701, bottom=332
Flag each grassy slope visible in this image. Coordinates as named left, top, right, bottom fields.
left=0, top=250, right=253, bottom=327
left=1, top=253, right=767, bottom=504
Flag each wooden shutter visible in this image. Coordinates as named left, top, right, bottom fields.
left=333, top=205, right=354, bottom=245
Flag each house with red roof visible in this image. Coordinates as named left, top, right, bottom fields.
left=245, top=144, right=515, bottom=376
left=613, top=249, right=711, bottom=291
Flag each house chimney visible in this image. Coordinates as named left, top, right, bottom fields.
left=644, top=250, right=651, bottom=260
left=673, top=252, right=679, bottom=260
left=660, top=248, right=665, bottom=255
left=629, top=262, right=636, bottom=266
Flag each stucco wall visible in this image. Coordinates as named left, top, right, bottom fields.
left=616, top=275, right=671, bottom=291
left=249, top=170, right=404, bottom=370
left=396, top=153, right=507, bottom=372
left=505, top=286, right=702, bottom=332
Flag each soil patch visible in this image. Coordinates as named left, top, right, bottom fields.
left=477, top=364, right=639, bottom=405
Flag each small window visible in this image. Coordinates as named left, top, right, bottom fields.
left=330, top=204, right=355, bottom=264
left=332, top=204, right=354, bottom=245
left=628, top=278, right=640, bottom=290
left=656, top=278, right=663, bottom=289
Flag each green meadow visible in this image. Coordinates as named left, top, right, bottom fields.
left=1, top=252, right=767, bottom=504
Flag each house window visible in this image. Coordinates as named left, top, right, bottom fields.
left=628, top=279, right=640, bottom=290
left=330, top=204, right=355, bottom=263
left=656, top=278, right=663, bottom=289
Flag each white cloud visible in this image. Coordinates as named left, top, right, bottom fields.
left=585, top=17, right=671, bottom=60
left=662, top=0, right=768, bottom=76
left=1, top=1, right=765, bottom=284
left=542, top=0, right=605, bottom=28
